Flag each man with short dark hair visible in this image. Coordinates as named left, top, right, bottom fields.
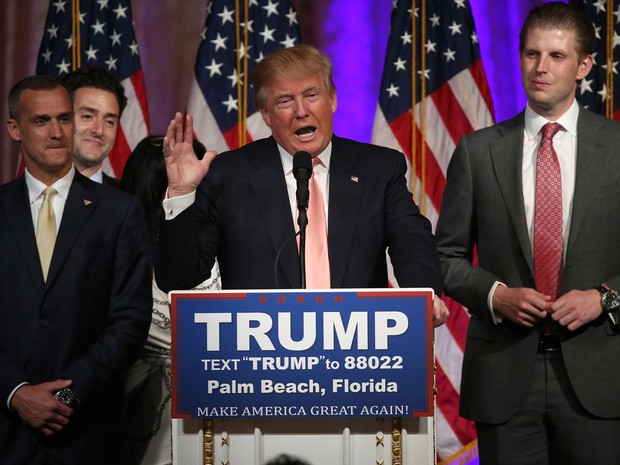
left=63, top=67, right=127, bottom=185
left=436, top=2, right=620, bottom=463
left=0, top=74, right=151, bottom=464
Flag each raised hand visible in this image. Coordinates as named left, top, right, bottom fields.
left=163, top=112, right=218, bottom=198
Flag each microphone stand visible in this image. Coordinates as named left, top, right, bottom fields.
left=298, top=207, right=308, bottom=289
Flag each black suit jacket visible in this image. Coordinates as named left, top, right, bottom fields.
left=436, top=108, right=620, bottom=423
left=102, top=172, right=120, bottom=187
left=157, top=135, right=442, bottom=294
left=0, top=170, right=152, bottom=464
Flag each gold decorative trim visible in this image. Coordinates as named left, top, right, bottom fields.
left=391, top=418, right=402, bottom=465
left=204, top=419, right=214, bottom=465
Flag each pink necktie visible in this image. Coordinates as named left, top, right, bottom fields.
left=534, top=122, right=563, bottom=299
left=305, top=158, right=330, bottom=288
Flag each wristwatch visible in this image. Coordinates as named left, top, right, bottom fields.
left=55, top=388, right=80, bottom=409
left=596, top=283, right=620, bottom=312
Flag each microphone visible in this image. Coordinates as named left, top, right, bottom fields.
left=292, top=151, right=313, bottom=289
left=293, top=151, right=312, bottom=228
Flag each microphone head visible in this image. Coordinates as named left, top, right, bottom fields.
left=292, top=151, right=312, bottom=180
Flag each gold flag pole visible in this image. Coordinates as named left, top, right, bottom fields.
left=72, top=0, right=81, bottom=70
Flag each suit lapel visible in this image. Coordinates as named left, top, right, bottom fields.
left=327, top=137, right=362, bottom=288
left=490, top=115, right=535, bottom=272
left=0, top=178, right=45, bottom=291
left=248, top=139, right=300, bottom=288
left=566, top=111, right=607, bottom=257
left=45, top=173, right=99, bottom=287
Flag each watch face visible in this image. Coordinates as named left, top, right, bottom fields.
left=602, top=291, right=620, bottom=311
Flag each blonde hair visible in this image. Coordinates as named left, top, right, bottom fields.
left=253, top=45, right=336, bottom=109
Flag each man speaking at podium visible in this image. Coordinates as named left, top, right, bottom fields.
left=156, top=45, right=449, bottom=327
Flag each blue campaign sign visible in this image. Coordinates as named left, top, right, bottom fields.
left=170, top=288, right=434, bottom=419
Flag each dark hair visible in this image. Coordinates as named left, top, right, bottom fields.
left=8, top=75, right=69, bottom=120
left=63, top=67, right=128, bottom=115
left=519, top=1, right=595, bottom=60
left=120, top=135, right=207, bottom=239
left=253, top=44, right=335, bottom=109
left=264, top=454, right=310, bottom=465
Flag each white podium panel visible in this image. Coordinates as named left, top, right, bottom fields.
left=173, top=416, right=435, bottom=465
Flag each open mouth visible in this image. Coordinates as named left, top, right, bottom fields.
left=295, top=126, right=316, bottom=140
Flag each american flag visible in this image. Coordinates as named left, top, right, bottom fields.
left=187, top=0, right=300, bottom=152
left=36, top=0, right=149, bottom=178
left=371, top=0, right=494, bottom=461
left=570, top=0, right=620, bottom=120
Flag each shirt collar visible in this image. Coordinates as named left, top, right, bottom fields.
left=89, top=166, right=104, bottom=184
left=25, top=166, right=76, bottom=204
left=279, top=142, right=333, bottom=175
left=525, top=99, right=579, bottom=140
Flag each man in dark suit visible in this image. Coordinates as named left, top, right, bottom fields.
left=63, top=67, right=127, bottom=186
left=0, top=75, right=152, bottom=464
left=436, top=3, right=620, bottom=464
left=156, top=44, right=449, bottom=326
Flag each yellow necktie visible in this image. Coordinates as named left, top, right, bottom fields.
left=36, top=186, right=57, bottom=281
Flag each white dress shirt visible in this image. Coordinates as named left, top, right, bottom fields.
left=488, top=100, right=579, bottom=322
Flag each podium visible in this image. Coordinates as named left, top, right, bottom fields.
left=170, top=289, right=436, bottom=465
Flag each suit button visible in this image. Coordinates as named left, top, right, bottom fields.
left=40, top=319, right=50, bottom=327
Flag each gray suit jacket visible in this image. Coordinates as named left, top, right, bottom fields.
left=436, top=107, right=620, bottom=424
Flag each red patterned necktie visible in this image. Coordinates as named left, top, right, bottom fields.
left=305, top=158, right=331, bottom=288
left=534, top=122, right=563, bottom=299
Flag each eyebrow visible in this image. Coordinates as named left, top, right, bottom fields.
left=77, top=105, right=119, bottom=119
left=31, top=111, right=74, bottom=120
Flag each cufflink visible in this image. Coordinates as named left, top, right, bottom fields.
left=55, top=388, right=80, bottom=409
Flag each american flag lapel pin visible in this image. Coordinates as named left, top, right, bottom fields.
left=350, top=175, right=359, bottom=183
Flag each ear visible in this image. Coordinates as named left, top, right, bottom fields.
left=331, top=91, right=338, bottom=114
left=6, top=119, right=21, bottom=142
left=577, top=54, right=593, bottom=81
left=259, top=107, right=272, bottom=128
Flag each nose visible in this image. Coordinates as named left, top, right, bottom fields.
left=294, top=97, right=309, bottom=119
left=536, top=55, right=548, bottom=73
left=92, top=118, right=104, bottom=135
left=49, top=119, right=64, bottom=139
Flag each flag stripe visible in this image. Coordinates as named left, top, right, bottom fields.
left=430, top=83, right=475, bottom=145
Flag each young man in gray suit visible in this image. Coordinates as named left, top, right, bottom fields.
left=436, top=2, right=620, bottom=464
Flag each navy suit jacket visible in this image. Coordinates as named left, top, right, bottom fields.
left=0, top=170, right=152, bottom=465
left=436, top=108, right=620, bottom=423
left=102, top=172, right=120, bottom=188
left=156, top=135, right=442, bottom=294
